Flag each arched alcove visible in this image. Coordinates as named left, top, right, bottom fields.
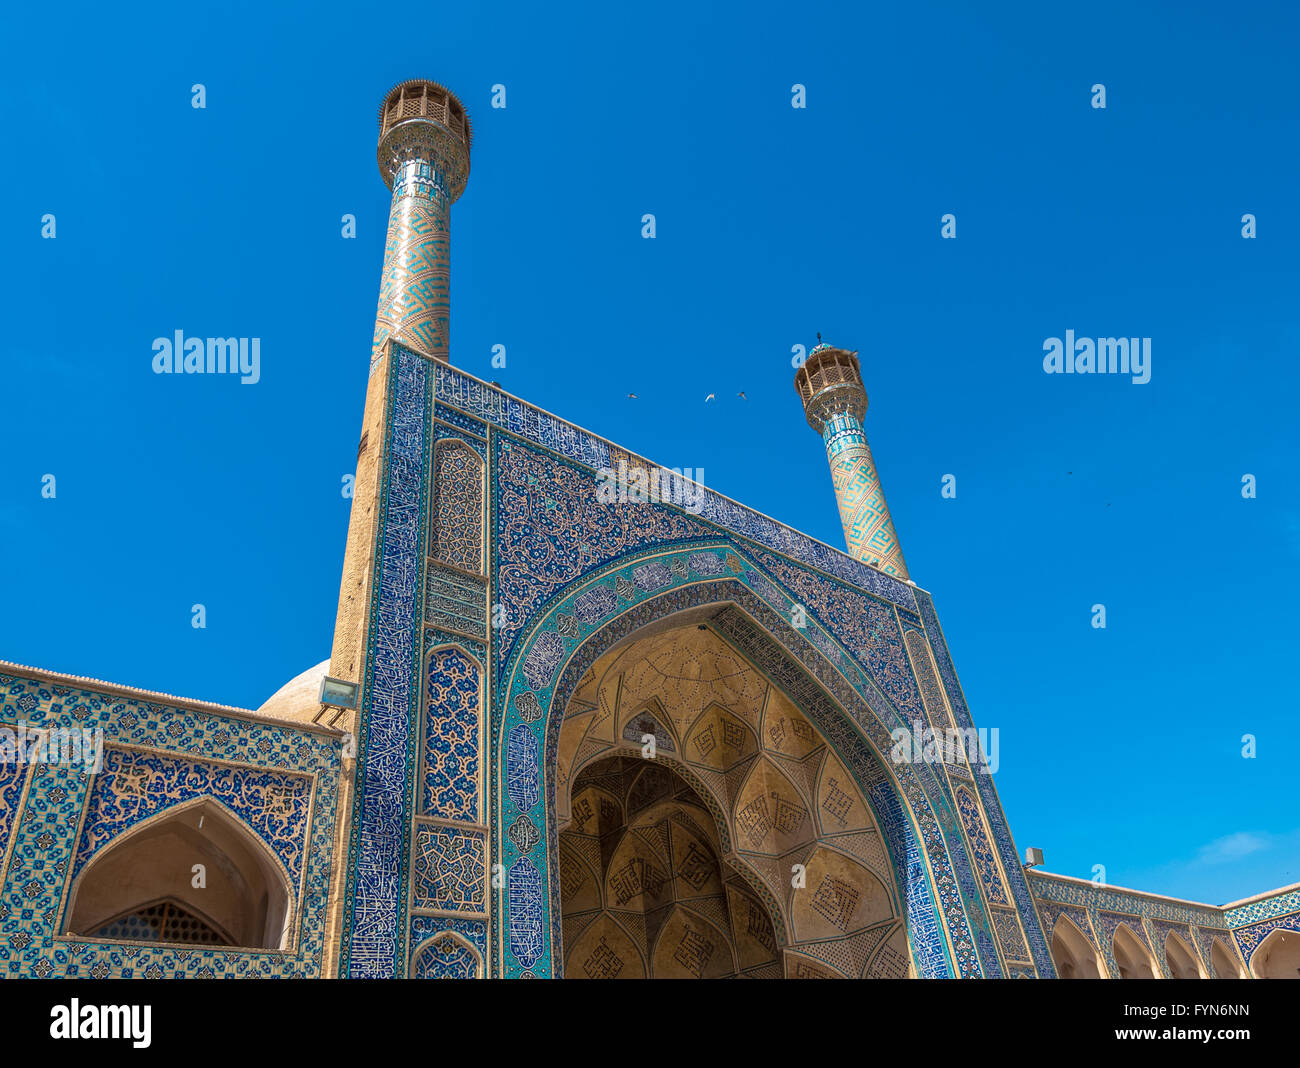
left=1050, top=914, right=1102, bottom=978
left=497, top=562, right=972, bottom=978
left=559, top=756, right=774, bottom=978
left=1165, top=931, right=1203, bottom=979
left=1211, top=936, right=1244, bottom=979
left=1112, top=923, right=1157, bottom=979
left=552, top=613, right=909, bottom=978
left=66, top=797, right=293, bottom=951
left=1252, top=928, right=1300, bottom=979
left=411, top=931, right=482, bottom=979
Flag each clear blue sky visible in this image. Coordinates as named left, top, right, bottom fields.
left=1, top=1, right=1295, bottom=906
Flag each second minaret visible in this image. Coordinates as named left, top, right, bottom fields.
left=794, top=342, right=910, bottom=579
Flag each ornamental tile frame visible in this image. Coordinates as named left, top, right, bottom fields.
left=0, top=664, right=343, bottom=978
left=491, top=558, right=978, bottom=978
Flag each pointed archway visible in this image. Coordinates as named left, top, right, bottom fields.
left=1050, top=914, right=1103, bottom=978
left=1165, top=931, right=1204, bottom=979
left=65, top=797, right=294, bottom=951
left=1252, top=928, right=1300, bottom=978
left=1211, top=936, right=1244, bottom=979
left=559, top=755, right=780, bottom=978
left=554, top=622, right=906, bottom=978
left=495, top=557, right=962, bottom=978
left=1112, top=923, right=1157, bottom=979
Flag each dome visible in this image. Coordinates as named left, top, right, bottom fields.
left=255, top=659, right=331, bottom=723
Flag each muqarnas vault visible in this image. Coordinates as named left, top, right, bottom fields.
left=1, top=79, right=1296, bottom=980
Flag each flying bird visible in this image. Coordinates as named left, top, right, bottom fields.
left=737, top=391, right=747, bottom=400
left=704, top=393, right=715, bottom=402
left=627, top=392, right=638, bottom=399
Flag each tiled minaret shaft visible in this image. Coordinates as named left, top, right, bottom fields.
left=794, top=344, right=910, bottom=579
left=370, top=80, right=472, bottom=367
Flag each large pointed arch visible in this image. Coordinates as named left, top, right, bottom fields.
left=492, top=543, right=981, bottom=978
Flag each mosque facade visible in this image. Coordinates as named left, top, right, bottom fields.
left=0, top=80, right=1295, bottom=980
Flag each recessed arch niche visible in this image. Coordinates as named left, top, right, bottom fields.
left=1111, top=923, right=1157, bottom=979
left=1210, top=936, right=1244, bottom=979
left=1164, top=930, right=1203, bottom=979
left=555, top=617, right=908, bottom=978
left=65, top=797, right=293, bottom=951
left=1049, top=914, right=1103, bottom=978
left=1252, top=928, right=1300, bottom=979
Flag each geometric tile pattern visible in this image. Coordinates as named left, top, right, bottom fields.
left=990, top=905, right=1031, bottom=963
left=411, top=824, right=486, bottom=914
left=422, top=647, right=482, bottom=823
left=0, top=738, right=28, bottom=873
left=752, top=549, right=926, bottom=723
left=1224, top=885, right=1300, bottom=928
left=491, top=437, right=711, bottom=674
left=371, top=160, right=453, bottom=367
left=821, top=410, right=908, bottom=578
left=953, top=785, right=1010, bottom=908
left=904, top=628, right=956, bottom=733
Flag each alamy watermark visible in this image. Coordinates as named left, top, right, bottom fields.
left=596, top=458, right=707, bottom=514
left=0, top=722, right=103, bottom=774
left=151, top=330, right=261, bottom=384
left=889, top=719, right=999, bottom=774
left=1043, top=331, right=1150, bottom=384
left=50, top=999, right=151, bottom=1048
